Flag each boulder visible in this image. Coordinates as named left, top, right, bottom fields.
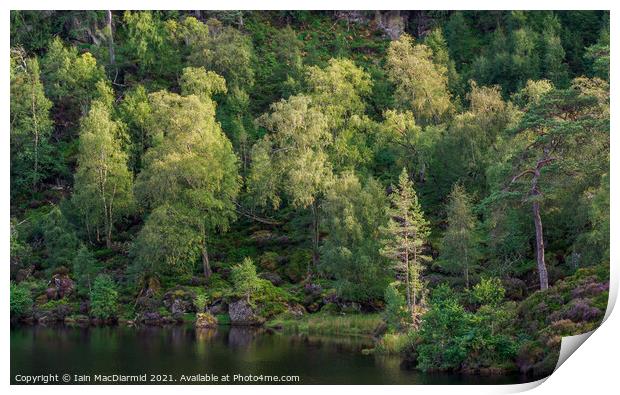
left=45, top=273, right=75, bottom=300
left=163, top=287, right=196, bottom=314
left=228, top=299, right=265, bottom=326
left=139, top=311, right=163, bottom=325
left=286, top=303, right=306, bottom=318
left=259, top=271, right=283, bottom=286
left=207, top=299, right=228, bottom=315
left=195, top=312, right=218, bottom=328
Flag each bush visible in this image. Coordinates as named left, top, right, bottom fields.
left=230, top=257, right=261, bottom=302
left=194, top=293, right=207, bottom=313
left=471, top=277, right=505, bottom=306
left=90, top=274, right=118, bottom=319
left=383, top=282, right=406, bottom=332
left=416, top=283, right=519, bottom=373
left=416, top=285, right=471, bottom=372
left=10, top=282, right=33, bottom=317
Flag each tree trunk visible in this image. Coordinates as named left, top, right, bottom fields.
left=404, top=219, right=412, bottom=315
left=202, top=244, right=212, bottom=282
left=106, top=11, right=115, bottom=66
left=532, top=199, right=549, bottom=290
left=310, top=200, right=320, bottom=274
left=464, top=248, right=469, bottom=289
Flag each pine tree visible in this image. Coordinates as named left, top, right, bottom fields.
left=439, top=184, right=479, bottom=288
left=381, top=168, right=431, bottom=322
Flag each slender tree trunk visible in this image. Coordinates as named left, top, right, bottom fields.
left=404, top=217, right=412, bottom=315
left=310, top=200, right=320, bottom=274
left=106, top=11, right=115, bottom=66
left=202, top=244, right=212, bottom=282
left=464, top=248, right=469, bottom=289
left=532, top=199, right=548, bottom=290
left=530, top=166, right=549, bottom=290
left=412, top=230, right=417, bottom=309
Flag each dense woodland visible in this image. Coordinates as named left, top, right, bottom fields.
left=10, top=10, right=610, bottom=377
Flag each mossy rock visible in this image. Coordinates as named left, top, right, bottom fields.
left=196, top=312, right=218, bottom=328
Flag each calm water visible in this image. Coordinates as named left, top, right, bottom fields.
left=11, top=325, right=527, bottom=385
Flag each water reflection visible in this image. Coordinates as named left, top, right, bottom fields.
left=11, top=325, right=529, bottom=385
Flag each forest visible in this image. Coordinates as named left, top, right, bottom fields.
left=10, top=10, right=610, bottom=378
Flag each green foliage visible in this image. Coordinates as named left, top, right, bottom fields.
left=8, top=12, right=610, bottom=376
left=386, top=34, right=452, bottom=125
left=381, top=168, right=431, bottom=314
left=230, top=258, right=261, bottom=302
left=321, top=172, right=390, bottom=302
left=133, top=88, right=240, bottom=278
left=10, top=282, right=33, bottom=317
left=72, top=100, right=134, bottom=247
left=116, top=84, right=152, bottom=172
left=249, top=94, right=332, bottom=210
left=416, top=285, right=471, bottom=371
left=471, top=277, right=506, bottom=307
left=40, top=207, right=80, bottom=270
left=72, top=245, right=103, bottom=296
left=119, top=11, right=180, bottom=82
left=41, top=37, right=107, bottom=116
left=383, top=282, right=406, bottom=332
left=438, top=184, right=480, bottom=288
left=10, top=49, right=54, bottom=202
left=417, top=282, right=518, bottom=372
left=131, top=204, right=202, bottom=277
left=90, top=274, right=119, bottom=319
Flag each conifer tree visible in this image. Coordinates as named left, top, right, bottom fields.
left=381, top=168, right=431, bottom=321
left=439, top=184, right=479, bottom=288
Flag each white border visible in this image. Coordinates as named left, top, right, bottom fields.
left=2, top=1, right=618, bottom=394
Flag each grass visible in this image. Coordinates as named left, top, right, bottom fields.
left=373, top=332, right=414, bottom=354
left=266, top=312, right=382, bottom=336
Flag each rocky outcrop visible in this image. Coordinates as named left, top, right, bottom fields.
left=195, top=312, right=218, bottom=328
left=162, top=287, right=196, bottom=315
left=46, top=273, right=75, bottom=300
left=228, top=299, right=265, bottom=326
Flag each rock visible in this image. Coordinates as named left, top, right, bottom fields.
left=163, top=287, right=196, bottom=314
left=135, top=296, right=161, bottom=313
left=304, top=282, right=322, bottom=296
left=79, top=300, right=90, bottom=315
left=286, top=303, right=306, bottom=318
left=195, top=312, right=218, bottom=328
left=259, top=272, right=283, bottom=286
left=139, top=311, right=163, bottom=325
left=207, top=299, right=227, bottom=315
left=228, top=299, right=265, bottom=326
left=15, top=266, right=34, bottom=282
left=34, top=302, right=73, bottom=323
left=45, top=273, right=75, bottom=300
left=374, top=11, right=406, bottom=39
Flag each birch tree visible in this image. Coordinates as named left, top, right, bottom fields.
left=73, top=100, right=134, bottom=248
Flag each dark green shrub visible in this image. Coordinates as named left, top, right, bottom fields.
left=10, top=282, right=33, bottom=317
left=90, top=274, right=118, bottom=319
